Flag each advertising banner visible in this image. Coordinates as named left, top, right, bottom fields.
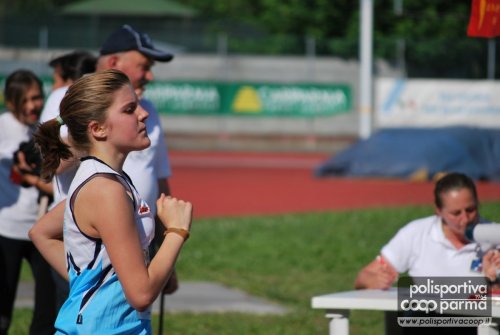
left=222, top=83, right=351, bottom=117
left=376, top=78, right=500, bottom=128
left=144, top=81, right=351, bottom=117
left=144, top=81, right=220, bottom=115
left=0, top=78, right=351, bottom=118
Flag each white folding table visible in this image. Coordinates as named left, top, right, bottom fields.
left=311, top=288, right=500, bottom=335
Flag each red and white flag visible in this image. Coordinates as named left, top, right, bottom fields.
left=467, top=0, right=500, bottom=37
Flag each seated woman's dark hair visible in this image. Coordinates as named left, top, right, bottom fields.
left=434, top=172, right=478, bottom=209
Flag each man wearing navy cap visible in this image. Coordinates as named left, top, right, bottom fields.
left=98, top=24, right=173, bottom=97
left=97, top=25, right=178, bottom=293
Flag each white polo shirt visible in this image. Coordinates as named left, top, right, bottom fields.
left=381, top=215, right=481, bottom=278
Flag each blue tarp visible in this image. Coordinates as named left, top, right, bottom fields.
left=315, top=127, right=500, bottom=181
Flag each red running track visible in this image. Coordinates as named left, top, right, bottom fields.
left=168, top=151, right=500, bottom=219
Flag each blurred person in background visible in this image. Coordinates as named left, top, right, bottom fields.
left=40, top=50, right=97, bottom=208
left=96, top=24, right=178, bottom=293
left=40, top=50, right=97, bottom=210
left=39, top=50, right=97, bottom=312
left=47, top=50, right=96, bottom=92
left=96, top=24, right=173, bottom=233
left=0, top=69, right=56, bottom=335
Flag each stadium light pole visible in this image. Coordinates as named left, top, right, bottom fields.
left=359, top=0, right=373, bottom=139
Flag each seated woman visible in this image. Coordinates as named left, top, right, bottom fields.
left=354, top=172, right=500, bottom=335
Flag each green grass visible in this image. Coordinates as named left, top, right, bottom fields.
left=13, top=201, right=500, bottom=334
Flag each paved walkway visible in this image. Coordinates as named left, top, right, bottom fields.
left=15, top=281, right=287, bottom=315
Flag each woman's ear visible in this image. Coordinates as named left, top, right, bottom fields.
left=434, top=206, right=442, bottom=218
left=88, top=120, right=107, bottom=140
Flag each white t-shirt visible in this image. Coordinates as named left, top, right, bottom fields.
left=0, top=112, right=39, bottom=240
left=40, top=86, right=69, bottom=138
left=40, top=86, right=71, bottom=208
left=381, top=215, right=481, bottom=278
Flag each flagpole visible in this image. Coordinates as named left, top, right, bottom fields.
left=359, top=0, right=373, bottom=139
left=488, top=38, right=496, bottom=80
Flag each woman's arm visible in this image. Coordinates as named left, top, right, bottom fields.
left=75, top=177, right=192, bottom=312
left=29, top=200, right=68, bottom=280
left=354, top=255, right=399, bottom=289
left=20, top=173, right=53, bottom=194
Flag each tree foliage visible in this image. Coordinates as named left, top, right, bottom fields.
left=178, top=0, right=470, bottom=38
left=0, top=0, right=73, bottom=14
left=179, top=0, right=488, bottom=77
left=0, top=0, right=475, bottom=40
left=1, top=0, right=494, bottom=78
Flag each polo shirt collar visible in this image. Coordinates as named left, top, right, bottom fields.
left=431, top=215, right=477, bottom=252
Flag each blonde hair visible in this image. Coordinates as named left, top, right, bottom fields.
left=35, top=69, right=131, bottom=180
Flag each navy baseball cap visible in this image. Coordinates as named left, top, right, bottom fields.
left=100, top=25, right=173, bottom=62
